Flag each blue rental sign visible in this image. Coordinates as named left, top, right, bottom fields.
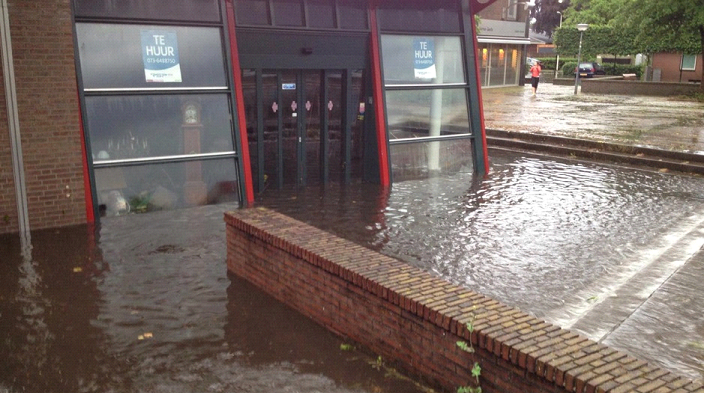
left=141, top=30, right=182, bottom=83
left=413, top=38, right=436, bottom=79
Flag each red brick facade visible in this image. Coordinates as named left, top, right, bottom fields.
left=0, top=0, right=87, bottom=235
left=226, top=208, right=704, bottom=393
left=652, top=53, right=703, bottom=83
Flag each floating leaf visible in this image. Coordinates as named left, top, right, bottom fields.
left=73, top=267, right=83, bottom=273
left=340, top=344, right=354, bottom=351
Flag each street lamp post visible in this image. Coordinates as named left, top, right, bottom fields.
left=555, top=11, right=562, bottom=78
left=574, top=23, right=588, bottom=95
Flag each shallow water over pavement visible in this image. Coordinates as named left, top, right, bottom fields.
left=0, top=207, right=431, bottom=393
left=259, top=150, right=704, bottom=380
left=2, top=149, right=704, bottom=392
left=482, top=84, right=704, bottom=153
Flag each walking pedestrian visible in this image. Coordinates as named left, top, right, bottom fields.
left=530, top=61, right=542, bottom=96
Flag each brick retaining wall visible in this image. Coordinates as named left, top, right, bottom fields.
left=225, top=208, right=704, bottom=393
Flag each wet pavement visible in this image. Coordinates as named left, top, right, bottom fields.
left=482, top=83, right=704, bottom=154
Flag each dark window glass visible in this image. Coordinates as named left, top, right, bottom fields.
left=235, top=0, right=271, bottom=25
left=76, top=24, right=227, bottom=89
left=307, top=0, right=335, bottom=29
left=87, top=94, right=234, bottom=162
left=74, top=0, right=221, bottom=22
left=379, top=0, right=460, bottom=33
left=272, top=0, right=304, bottom=26
left=338, top=0, right=367, bottom=30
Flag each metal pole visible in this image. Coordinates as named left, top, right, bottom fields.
left=1, top=0, right=31, bottom=235
left=555, top=12, right=562, bottom=78
left=574, top=30, right=583, bottom=95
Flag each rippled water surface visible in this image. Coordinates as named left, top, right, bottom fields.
left=0, top=207, right=431, bottom=393
left=2, top=149, right=704, bottom=392
left=259, top=150, right=704, bottom=379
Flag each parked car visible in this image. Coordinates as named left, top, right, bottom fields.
left=575, top=62, right=606, bottom=78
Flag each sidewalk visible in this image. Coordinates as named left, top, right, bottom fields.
left=481, top=83, right=704, bottom=154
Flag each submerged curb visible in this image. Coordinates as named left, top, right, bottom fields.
left=486, top=129, right=704, bottom=175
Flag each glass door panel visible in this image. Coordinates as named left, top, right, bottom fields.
left=241, top=69, right=259, bottom=191
left=302, top=70, right=322, bottom=185
left=281, top=70, right=299, bottom=185
left=262, top=71, right=280, bottom=190
left=326, top=71, right=344, bottom=182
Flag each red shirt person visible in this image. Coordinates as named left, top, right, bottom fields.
left=530, top=61, right=542, bottom=96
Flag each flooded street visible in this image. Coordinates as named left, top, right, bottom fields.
left=259, top=149, right=704, bottom=380
left=482, top=84, right=704, bottom=153
left=2, top=150, right=704, bottom=391
left=0, top=207, right=430, bottom=393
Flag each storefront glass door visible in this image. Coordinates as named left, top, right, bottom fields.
left=243, top=68, right=365, bottom=193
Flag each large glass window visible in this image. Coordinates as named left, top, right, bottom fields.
left=86, top=95, right=234, bottom=162
left=76, top=24, right=227, bottom=90
left=477, top=43, right=523, bottom=87
left=390, top=138, right=473, bottom=181
left=381, top=35, right=465, bottom=86
left=386, top=89, right=469, bottom=140
left=74, top=0, right=221, bottom=22
left=75, top=12, right=241, bottom=216
left=95, top=159, right=239, bottom=216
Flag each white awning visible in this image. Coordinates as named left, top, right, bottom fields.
left=477, top=37, right=531, bottom=45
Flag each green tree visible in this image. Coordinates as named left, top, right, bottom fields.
left=530, top=0, right=570, bottom=37
left=556, top=0, right=704, bottom=90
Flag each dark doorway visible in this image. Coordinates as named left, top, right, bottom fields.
left=242, top=68, right=366, bottom=193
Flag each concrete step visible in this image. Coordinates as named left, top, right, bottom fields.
left=486, top=128, right=704, bottom=175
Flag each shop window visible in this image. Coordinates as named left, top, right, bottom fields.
left=378, top=0, right=460, bottom=33
left=386, top=89, right=470, bottom=140
left=95, top=159, right=239, bottom=216
left=390, top=138, right=473, bottom=181
left=76, top=24, right=227, bottom=90
left=73, top=0, right=221, bottom=23
left=86, top=94, right=234, bottom=162
left=381, top=35, right=465, bottom=85
left=235, top=0, right=271, bottom=25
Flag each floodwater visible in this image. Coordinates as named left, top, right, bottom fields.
left=2, top=149, right=704, bottom=392
left=258, top=150, right=704, bottom=381
left=0, top=207, right=431, bottom=393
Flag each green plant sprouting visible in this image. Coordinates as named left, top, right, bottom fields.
left=456, top=313, right=482, bottom=393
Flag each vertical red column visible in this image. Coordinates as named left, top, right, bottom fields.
left=225, top=0, right=255, bottom=205
left=368, top=5, right=390, bottom=187
left=77, top=92, right=95, bottom=224
left=469, top=11, right=490, bottom=175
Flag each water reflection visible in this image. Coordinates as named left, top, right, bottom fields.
left=0, top=207, right=431, bottom=393
left=259, top=150, right=704, bottom=379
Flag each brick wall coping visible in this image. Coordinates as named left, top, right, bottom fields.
left=225, top=208, right=704, bottom=393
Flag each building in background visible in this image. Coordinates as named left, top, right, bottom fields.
left=475, top=0, right=532, bottom=87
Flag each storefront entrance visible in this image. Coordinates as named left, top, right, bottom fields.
left=242, top=68, right=366, bottom=193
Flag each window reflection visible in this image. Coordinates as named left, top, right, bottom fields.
left=390, top=138, right=473, bottom=181
left=95, top=159, right=239, bottom=216
left=386, top=89, right=470, bottom=139
left=86, top=95, right=234, bottom=162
